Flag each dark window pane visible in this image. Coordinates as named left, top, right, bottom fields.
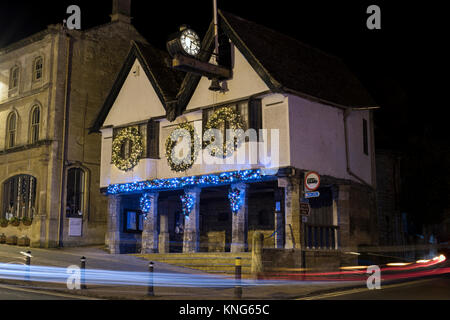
left=66, top=168, right=84, bottom=217
left=363, top=119, right=369, bottom=155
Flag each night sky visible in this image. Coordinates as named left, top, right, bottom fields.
left=0, top=1, right=447, bottom=227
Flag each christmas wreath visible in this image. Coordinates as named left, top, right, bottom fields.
left=165, top=122, right=201, bottom=173
left=203, top=107, right=245, bottom=158
left=112, top=127, right=144, bottom=172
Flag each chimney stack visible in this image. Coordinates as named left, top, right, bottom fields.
left=111, top=0, right=131, bottom=23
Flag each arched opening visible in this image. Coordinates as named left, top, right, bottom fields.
left=66, top=168, right=85, bottom=217
left=6, top=112, right=17, bottom=148
left=30, top=105, right=40, bottom=144
left=33, top=57, right=43, bottom=81
left=2, top=175, right=37, bottom=220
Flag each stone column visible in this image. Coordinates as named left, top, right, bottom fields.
left=337, top=184, right=352, bottom=252
left=107, top=195, right=122, bottom=254
left=231, top=183, right=249, bottom=253
left=183, top=187, right=201, bottom=253
left=159, top=206, right=170, bottom=253
left=141, top=193, right=159, bottom=254
left=282, top=176, right=301, bottom=249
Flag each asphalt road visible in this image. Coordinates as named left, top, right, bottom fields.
left=0, top=284, right=81, bottom=300
left=316, top=275, right=450, bottom=300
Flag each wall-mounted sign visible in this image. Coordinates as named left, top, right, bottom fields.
left=300, top=203, right=310, bottom=216
left=305, top=191, right=321, bottom=199
left=68, top=218, right=82, bottom=237
left=304, top=171, right=321, bottom=191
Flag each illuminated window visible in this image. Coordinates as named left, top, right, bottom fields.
left=33, top=57, right=43, bottom=81
left=6, top=112, right=17, bottom=149
left=30, top=105, right=40, bottom=144
left=124, top=210, right=144, bottom=233
left=2, top=175, right=36, bottom=220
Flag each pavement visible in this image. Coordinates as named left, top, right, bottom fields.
left=0, top=244, right=447, bottom=300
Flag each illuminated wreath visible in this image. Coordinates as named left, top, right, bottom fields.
left=165, top=122, right=201, bottom=173
left=203, top=107, right=245, bottom=158
left=112, top=127, right=144, bottom=172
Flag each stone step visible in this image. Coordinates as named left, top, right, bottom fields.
left=135, top=252, right=252, bottom=274
left=165, top=263, right=252, bottom=273
left=136, top=252, right=251, bottom=259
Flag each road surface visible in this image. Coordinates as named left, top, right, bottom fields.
left=306, top=275, right=450, bottom=300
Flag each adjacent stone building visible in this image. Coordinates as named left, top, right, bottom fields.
left=92, top=10, right=380, bottom=263
left=0, top=0, right=145, bottom=247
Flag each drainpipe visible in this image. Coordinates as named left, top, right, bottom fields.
left=57, top=31, right=73, bottom=247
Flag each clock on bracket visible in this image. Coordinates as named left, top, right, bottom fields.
left=167, top=25, right=201, bottom=58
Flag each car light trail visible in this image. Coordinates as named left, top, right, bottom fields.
left=0, top=263, right=306, bottom=288
left=0, top=254, right=447, bottom=288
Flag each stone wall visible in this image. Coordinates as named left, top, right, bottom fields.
left=261, top=248, right=358, bottom=272
left=0, top=20, right=146, bottom=248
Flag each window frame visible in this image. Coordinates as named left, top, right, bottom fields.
left=29, top=105, right=41, bottom=144
left=2, top=175, right=37, bottom=220
left=123, top=209, right=144, bottom=234
left=33, top=56, right=44, bottom=82
left=9, top=65, right=20, bottom=91
left=6, top=111, right=18, bottom=149
left=65, top=167, right=87, bottom=218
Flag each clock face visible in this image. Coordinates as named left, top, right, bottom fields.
left=180, top=29, right=201, bottom=57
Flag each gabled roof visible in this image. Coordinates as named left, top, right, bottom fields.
left=92, top=11, right=377, bottom=132
left=90, top=41, right=185, bottom=133
left=175, top=10, right=377, bottom=117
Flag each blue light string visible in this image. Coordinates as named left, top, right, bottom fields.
left=107, top=169, right=271, bottom=195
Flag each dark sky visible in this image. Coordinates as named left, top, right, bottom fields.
left=0, top=0, right=446, bottom=147
left=0, top=1, right=448, bottom=225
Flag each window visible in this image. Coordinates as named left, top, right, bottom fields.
left=124, top=210, right=144, bottom=233
left=66, top=168, right=85, bottom=217
left=363, top=119, right=369, bottom=155
left=120, top=139, right=133, bottom=159
left=202, top=100, right=262, bottom=142
left=9, top=66, right=19, bottom=90
left=30, top=105, right=40, bottom=144
left=2, top=175, right=36, bottom=220
left=33, top=57, right=43, bottom=81
left=147, top=120, right=160, bottom=159
left=6, top=112, right=17, bottom=149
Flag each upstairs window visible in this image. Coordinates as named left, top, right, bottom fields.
left=9, top=66, right=19, bottom=90
left=33, top=57, right=43, bottom=81
left=30, top=105, right=40, bottom=144
left=7, top=112, right=17, bottom=149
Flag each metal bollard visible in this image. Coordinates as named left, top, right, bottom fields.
left=235, top=257, right=242, bottom=299
left=148, top=262, right=154, bottom=296
left=25, top=251, right=31, bottom=281
left=80, top=256, right=87, bottom=289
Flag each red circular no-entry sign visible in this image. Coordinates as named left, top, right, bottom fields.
left=304, top=171, right=321, bottom=191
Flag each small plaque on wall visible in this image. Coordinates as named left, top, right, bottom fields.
left=69, top=218, right=83, bottom=237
